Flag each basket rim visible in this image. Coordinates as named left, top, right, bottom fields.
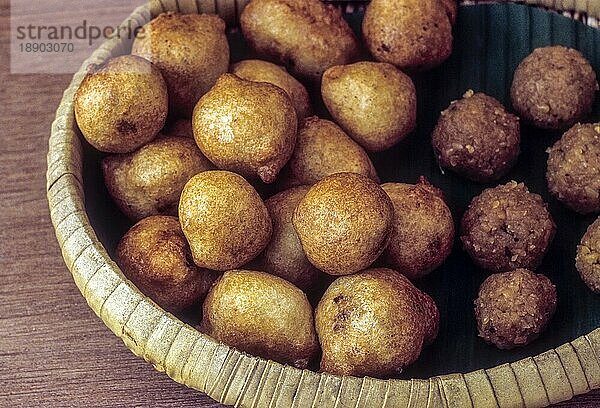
left=46, top=1, right=600, bottom=407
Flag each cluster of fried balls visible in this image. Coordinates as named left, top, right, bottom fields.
left=73, top=0, right=600, bottom=378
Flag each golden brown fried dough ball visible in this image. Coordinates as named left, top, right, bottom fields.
left=315, top=268, right=439, bottom=377
left=381, top=177, right=455, bottom=280
left=280, top=117, right=379, bottom=188
left=252, top=186, right=322, bottom=291
left=432, top=91, right=521, bottom=182
left=576, top=217, right=600, bottom=293
left=192, top=74, right=297, bottom=184
left=475, top=269, right=557, bottom=349
left=511, top=46, right=598, bottom=130
left=231, top=59, right=312, bottom=119
left=103, top=136, right=214, bottom=221
left=547, top=123, right=600, bottom=214
left=116, top=216, right=218, bottom=312
left=132, top=12, right=229, bottom=117
left=240, top=0, right=359, bottom=81
left=362, top=0, right=454, bottom=70
left=461, top=181, right=556, bottom=272
left=201, top=270, right=319, bottom=368
left=74, top=55, right=168, bottom=153
left=322, top=61, right=417, bottom=152
left=179, top=171, right=272, bottom=271
left=293, top=173, right=394, bottom=275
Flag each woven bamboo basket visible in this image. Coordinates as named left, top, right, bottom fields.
left=47, top=0, right=600, bottom=407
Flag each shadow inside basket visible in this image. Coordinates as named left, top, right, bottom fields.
left=81, top=2, right=600, bottom=379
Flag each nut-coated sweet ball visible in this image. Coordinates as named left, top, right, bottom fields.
left=103, top=136, right=214, bottom=221
left=475, top=269, right=557, bottom=349
left=240, top=0, right=359, bottom=81
left=315, top=268, right=439, bottom=377
left=362, top=0, right=454, bottom=70
left=432, top=91, right=521, bottom=182
left=280, top=117, right=379, bottom=188
left=381, top=177, right=455, bottom=280
left=322, top=61, right=417, bottom=152
left=510, top=46, right=598, bottom=130
left=201, top=270, right=319, bottom=368
left=132, top=12, right=229, bottom=117
left=252, top=186, right=322, bottom=291
left=178, top=171, right=272, bottom=271
left=293, top=173, right=394, bottom=275
left=192, top=74, right=297, bottom=184
left=116, top=216, right=218, bottom=313
left=231, top=59, right=312, bottom=119
left=576, top=217, right=600, bottom=293
left=461, top=181, right=556, bottom=272
left=74, top=55, right=168, bottom=153
left=547, top=123, right=600, bottom=214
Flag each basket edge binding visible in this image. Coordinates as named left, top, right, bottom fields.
left=46, top=1, right=600, bottom=407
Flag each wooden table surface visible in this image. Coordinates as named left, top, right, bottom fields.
left=1, top=0, right=599, bottom=406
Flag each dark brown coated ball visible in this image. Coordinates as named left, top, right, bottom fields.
left=432, top=91, right=520, bottom=183
left=362, top=0, right=454, bottom=71
left=116, top=216, right=218, bottom=313
left=576, top=217, right=600, bottom=293
left=381, top=177, right=455, bottom=280
left=510, top=46, right=598, bottom=130
left=474, top=269, right=557, bottom=349
left=461, top=181, right=556, bottom=272
left=315, top=268, right=439, bottom=377
left=547, top=123, right=600, bottom=214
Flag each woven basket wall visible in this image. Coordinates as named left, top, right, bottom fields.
left=47, top=1, right=600, bottom=407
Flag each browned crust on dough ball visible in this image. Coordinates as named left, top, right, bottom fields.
left=132, top=12, right=229, bottom=117
left=381, top=177, right=455, bottom=280
left=293, top=172, right=394, bottom=275
left=74, top=55, right=168, bottom=153
left=315, top=268, right=439, bottom=377
left=103, top=136, right=214, bottom=221
left=201, top=270, right=319, bottom=368
left=240, top=0, right=359, bottom=81
left=362, top=0, right=453, bottom=70
left=116, top=215, right=218, bottom=312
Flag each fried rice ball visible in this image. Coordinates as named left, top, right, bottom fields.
left=475, top=269, right=557, bottom=349
left=461, top=181, right=556, bottom=272
left=432, top=91, right=521, bottom=183
left=547, top=123, right=600, bottom=214
left=576, top=217, right=600, bottom=293
left=510, top=46, right=598, bottom=130
left=381, top=177, right=455, bottom=280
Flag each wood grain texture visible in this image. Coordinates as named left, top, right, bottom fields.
left=1, top=0, right=600, bottom=406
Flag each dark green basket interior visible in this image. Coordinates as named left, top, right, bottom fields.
left=82, top=3, right=600, bottom=379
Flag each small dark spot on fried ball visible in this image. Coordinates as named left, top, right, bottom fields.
left=117, top=120, right=137, bottom=134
